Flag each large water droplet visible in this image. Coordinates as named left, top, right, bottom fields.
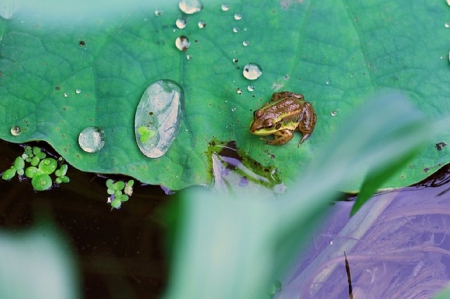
left=221, top=4, right=229, bottom=11
left=78, top=127, right=105, bottom=153
left=10, top=126, right=21, bottom=136
left=179, top=0, right=203, bottom=14
left=134, top=80, right=184, bottom=158
left=175, top=36, right=190, bottom=51
left=176, top=18, right=187, bottom=29
left=243, top=63, right=262, bottom=80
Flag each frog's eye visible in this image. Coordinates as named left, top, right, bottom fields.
left=254, top=110, right=263, bottom=118
left=275, top=123, right=281, bottom=130
left=264, top=119, right=274, bottom=128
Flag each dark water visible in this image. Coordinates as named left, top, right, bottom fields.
left=0, top=141, right=169, bottom=299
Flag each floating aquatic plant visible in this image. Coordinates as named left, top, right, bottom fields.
left=1, top=145, right=70, bottom=191
left=106, top=179, right=134, bottom=209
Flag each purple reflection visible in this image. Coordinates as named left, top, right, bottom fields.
left=277, top=169, right=450, bottom=299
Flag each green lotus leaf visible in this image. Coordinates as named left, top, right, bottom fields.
left=1, top=1, right=449, bottom=191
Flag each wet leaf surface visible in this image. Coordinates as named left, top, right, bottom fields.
left=0, top=1, right=449, bottom=190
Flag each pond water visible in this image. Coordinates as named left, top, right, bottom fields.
left=0, top=141, right=169, bottom=299
left=2, top=140, right=450, bottom=298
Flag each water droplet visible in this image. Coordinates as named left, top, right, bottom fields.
left=63, top=92, right=69, bottom=98
left=221, top=4, right=229, bottom=11
left=232, top=58, right=238, bottom=63
left=176, top=18, right=186, bottom=29
left=247, top=85, right=254, bottom=92
left=10, top=126, right=21, bottom=136
left=154, top=9, right=163, bottom=16
left=234, top=13, right=242, bottom=20
left=326, top=81, right=330, bottom=85
left=242, top=40, right=249, bottom=46
left=186, top=55, right=192, bottom=60
left=446, top=23, right=450, bottom=28
left=75, top=89, right=81, bottom=94
left=175, top=36, right=190, bottom=51
left=198, top=21, right=206, bottom=28
left=134, top=80, right=184, bottom=158
left=330, top=111, right=337, bottom=117
left=236, top=88, right=242, bottom=94
left=78, top=127, right=105, bottom=153
left=243, top=63, right=262, bottom=80
left=179, top=0, right=203, bottom=14
left=232, top=27, right=239, bottom=33
left=231, top=107, right=236, bottom=112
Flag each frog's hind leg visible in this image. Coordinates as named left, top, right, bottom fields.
left=297, top=107, right=317, bottom=147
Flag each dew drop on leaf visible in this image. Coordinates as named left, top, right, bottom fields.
left=10, top=126, right=21, bottom=136
left=78, top=127, right=105, bottom=153
left=154, top=9, right=163, bottom=16
left=236, top=88, right=242, bottom=94
left=242, top=40, right=249, bottom=46
left=134, top=80, right=184, bottom=158
left=331, top=111, right=337, bottom=117
left=198, top=21, right=206, bottom=28
left=243, top=63, right=262, bottom=80
left=445, top=23, right=450, bottom=28
left=176, top=18, right=186, bottom=29
left=175, top=36, right=190, bottom=51
left=247, top=85, right=254, bottom=92
left=221, top=4, right=229, bottom=11
left=179, top=0, right=203, bottom=14
left=75, top=88, right=81, bottom=94
left=233, top=27, right=239, bottom=33
left=63, top=92, right=69, bottom=98
left=234, top=13, right=242, bottom=20
left=0, top=1, right=18, bottom=20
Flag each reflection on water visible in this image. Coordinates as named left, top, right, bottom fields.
left=0, top=141, right=169, bottom=299
left=278, top=166, right=450, bottom=299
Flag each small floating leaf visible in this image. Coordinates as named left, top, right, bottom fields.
left=2, top=167, right=16, bottom=180
left=111, top=199, right=122, bottom=209
left=38, top=158, right=58, bottom=174
left=25, top=166, right=38, bottom=178
left=30, top=156, right=40, bottom=166
left=114, top=181, right=125, bottom=191
left=14, top=156, right=25, bottom=170
left=134, top=80, right=184, bottom=158
left=31, top=174, right=52, bottom=191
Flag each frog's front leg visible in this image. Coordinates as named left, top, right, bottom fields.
left=261, top=130, right=293, bottom=145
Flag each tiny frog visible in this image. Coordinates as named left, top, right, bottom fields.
left=249, top=91, right=317, bottom=146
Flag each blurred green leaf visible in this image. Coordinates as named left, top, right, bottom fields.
left=0, top=0, right=448, bottom=190
left=0, top=222, right=80, bottom=299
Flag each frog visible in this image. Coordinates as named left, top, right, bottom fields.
left=249, top=91, right=317, bottom=146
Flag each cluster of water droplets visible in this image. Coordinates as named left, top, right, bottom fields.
left=173, top=0, right=206, bottom=52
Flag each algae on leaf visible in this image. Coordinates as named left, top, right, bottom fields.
left=0, top=0, right=449, bottom=190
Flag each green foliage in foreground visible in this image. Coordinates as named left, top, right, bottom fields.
left=163, top=93, right=437, bottom=299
